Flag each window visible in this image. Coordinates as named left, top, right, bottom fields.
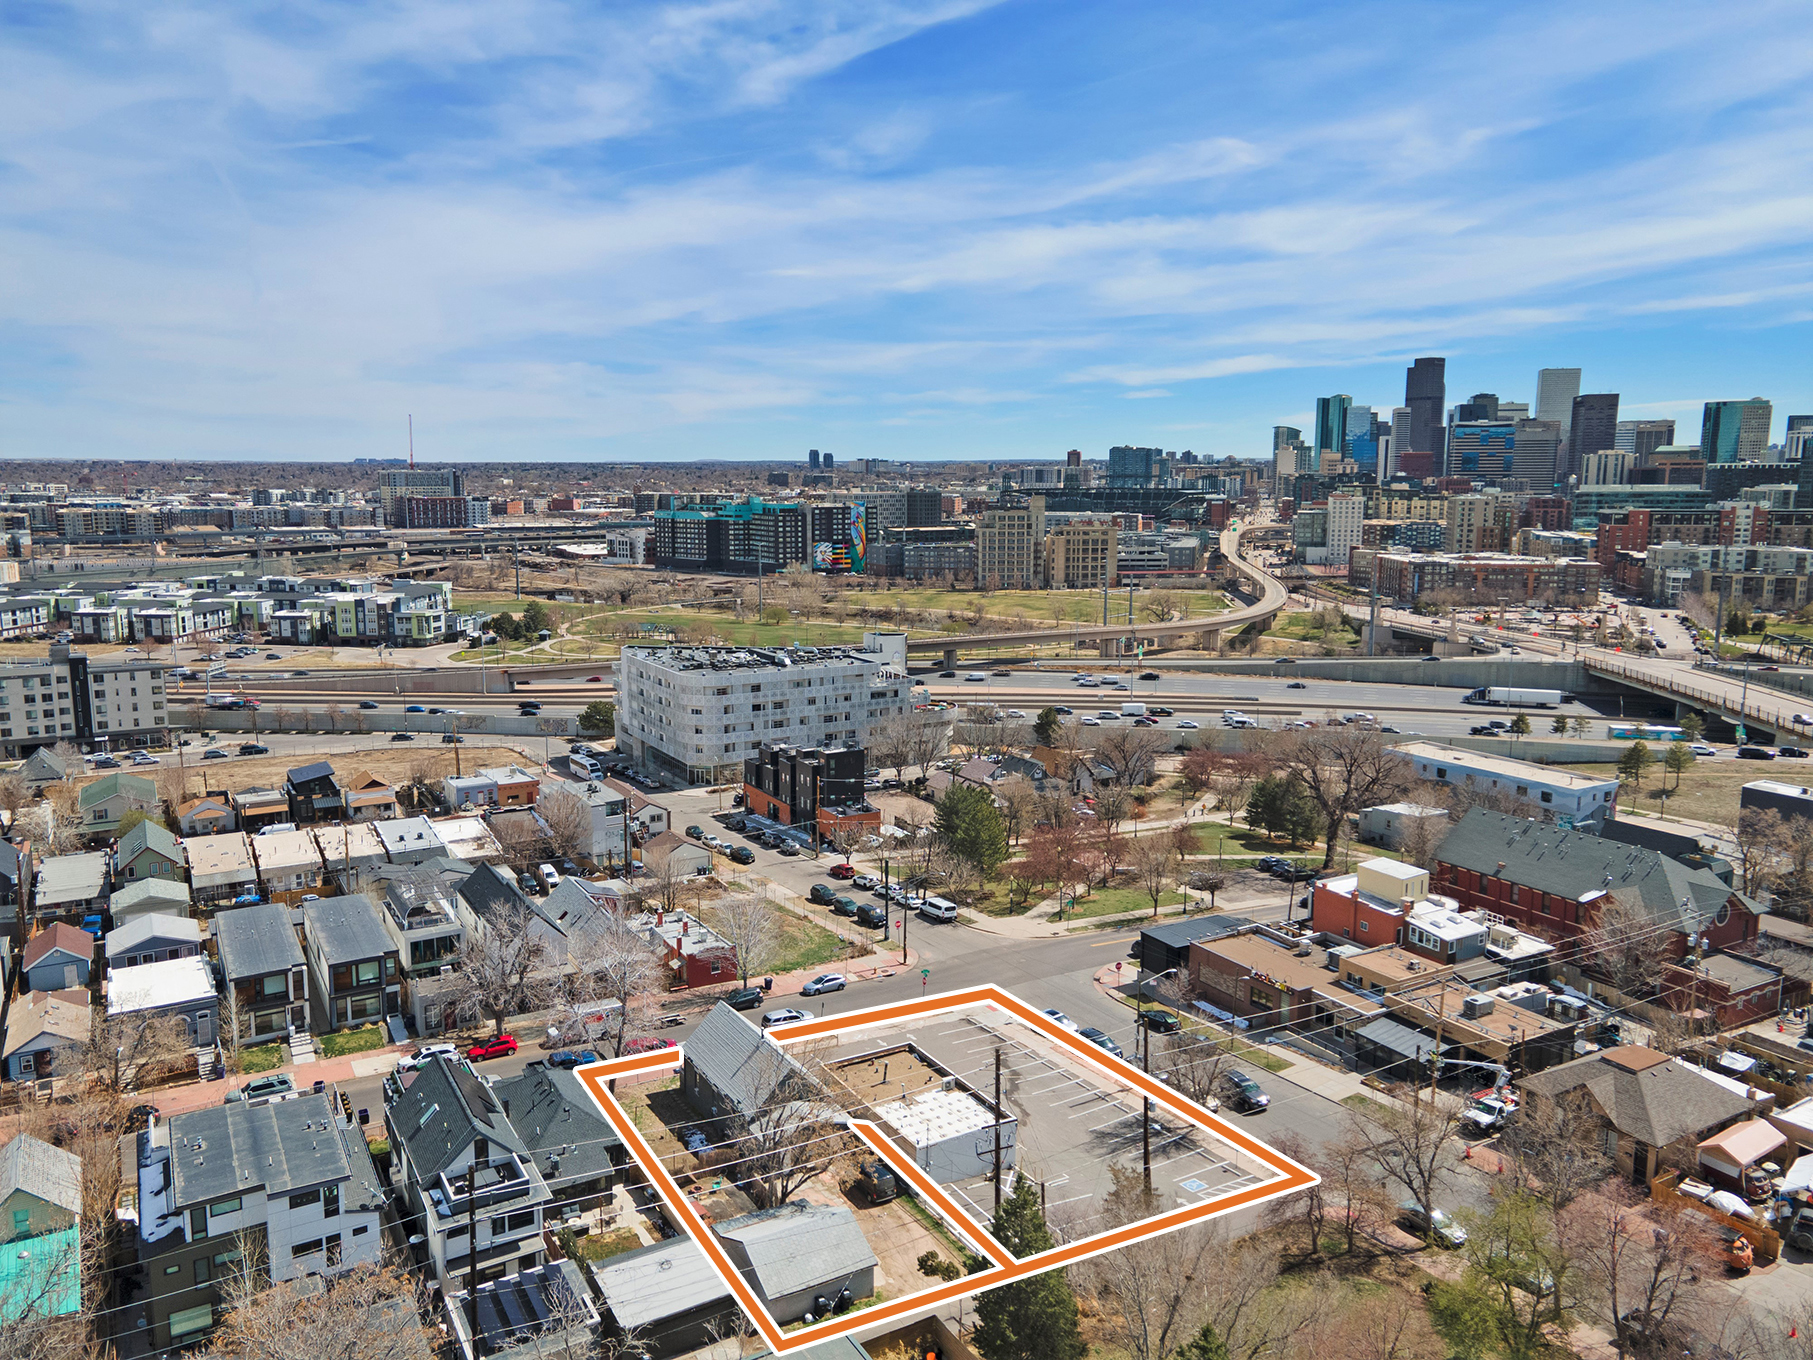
left=354, top=960, right=380, bottom=986
left=323, top=1185, right=339, bottom=1218
left=1540, top=791, right=1553, bottom=804
left=195, top=1256, right=210, bottom=1284
left=289, top=1189, right=320, bottom=1210
left=261, top=974, right=287, bottom=997
left=209, top=1197, right=241, bottom=1217
left=326, top=1233, right=342, bottom=1266
left=189, top=1206, right=208, bottom=1241
left=11, top=1209, right=29, bottom=1235
left=1359, top=920, right=1369, bottom=932
left=291, top=1240, right=323, bottom=1261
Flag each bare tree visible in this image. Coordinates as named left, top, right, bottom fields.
left=1151, top=1030, right=1231, bottom=1111
left=1395, top=804, right=1451, bottom=870
left=995, top=774, right=1039, bottom=847
left=1274, top=727, right=1411, bottom=869
left=87, top=1010, right=194, bottom=1092
left=1343, top=1085, right=1464, bottom=1232
left=705, top=891, right=780, bottom=987
left=739, top=1097, right=847, bottom=1209
left=195, top=1261, right=437, bottom=1360
left=1733, top=807, right=1790, bottom=897
left=1581, top=891, right=1670, bottom=997
left=867, top=714, right=913, bottom=779
left=906, top=710, right=951, bottom=780
left=1095, top=726, right=1170, bottom=788
left=1500, top=1089, right=1612, bottom=1215
left=1561, top=1184, right=1725, bottom=1360
left=1132, top=836, right=1175, bottom=918
left=49, top=741, right=82, bottom=786
left=1078, top=1167, right=1221, bottom=1360
left=551, top=918, right=662, bottom=1058
left=455, top=899, right=550, bottom=1036
left=0, top=769, right=27, bottom=840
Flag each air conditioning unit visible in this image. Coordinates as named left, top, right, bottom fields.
left=1461, top=994, right=1495, bottom=1019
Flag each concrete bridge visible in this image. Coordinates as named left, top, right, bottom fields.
left=904, top=523, right=1290, bottom=670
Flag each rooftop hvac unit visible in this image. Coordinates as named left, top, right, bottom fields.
left=1461, top=994, right=1496, bottom=1019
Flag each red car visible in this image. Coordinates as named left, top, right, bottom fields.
left=623, top=1037, right=677, bottom=1055
left=827, top=863, right=857, bottom=880
left=586, top=675, right=604, bottom=682
left=467, top=1034, right=519, bottom=1061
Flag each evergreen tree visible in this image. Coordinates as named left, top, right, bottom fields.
left=1175, top=1322, right=1231, bottom=1360
left=971, top=1179, right=1085, bottom=1360
left=1508, top=714, right=1531, bottom=736
left=1033, top=707, right=1061, bottom=746
left=1664, top=740, right=1694, bottom=790
left=1616, top=740, right=1653, bottom=789
left=521, top=600, right=552, bottom=634
left=578, top=701, right=616, bottom=736
left=1549, top=715, right=1569, bottom=735
left=934, top=784, right=1008, bottom=879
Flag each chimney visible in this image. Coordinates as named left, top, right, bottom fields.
left=656, top=911, right=663, bottom=926
left=681, top=918, right=688, bottom=935
left=1497, top=862, right=1506, bottom=872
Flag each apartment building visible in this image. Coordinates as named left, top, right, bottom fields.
left=1367, top=552, right=1600, bottom=605
left=132, top=1093, right=385, bottom=1350
left=1393, top=742, right=1620, bottom=831
left=0, top=647, right=169, bottom=758
left=615, top=643, right=910, bottom=787
left=1043, top=518, right=1117, bottom=588
left=975, top=496, right=1046, bottom=589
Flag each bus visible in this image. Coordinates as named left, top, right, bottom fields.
left=1607, top=723, right=1685, bottom=742
left=204, top=695, right=261, bottom=710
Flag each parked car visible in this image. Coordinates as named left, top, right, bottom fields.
left=442, top=734, right=465, bottom=744
left=538, top=863, right=561, bottom=890
left=830, top=897, right=859, bottom=917
left=771, top=844, right=796, bottom=858
left=1690, top=743, right=1718, bottom=756
left=129, top=750, right=159, bottom=765
left=851, top=874, right=880, bottom=890
left=468, top=1034, right=520, bottom=1061
left=622, top=1037, right=677, bottom=1055
left=1461, top=1097, right=1515, bottom=1135
left=202, top=749, right=230, bottom=761
left=517, top=871, right=540, bottom=895
left=809, top=883, right=839, bottom=906
left=801, top=974, right=847, bottom=996
left=238, top=743, right=270, bottom=756
left=685, top=825, right=704, bottom=840
left=226, top=1074, right=296, bottom=1105
left=828, top=862, right=857, bottom=880
left=855, top=903, right=887, bottom=928
left=1078, top=1027, right=1123, bottom=1058
left=546, top=1048, right=599, bottom=1068
left=725, top=987, right=764, bottom=1010
left=1398, top=1201, right=1468, bottom=1247
left=761, top=1008, right=811, bottom=1028
left=730, top=846, right=757, bottom=865
left=1137, top=1009, right=1182, bottom=1034
left=858, top=1159, right=900, bottom=1204
left=90, top=756, right=122, bottom=769
left=1220, top=1070, right=1270, bottom=1111
left=398, top=1043, right=460, bottom=1071
left=1041, top=1008, right=1079, bottom=1032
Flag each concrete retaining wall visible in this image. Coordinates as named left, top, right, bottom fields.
left=176, top=708, right=582, bottom=739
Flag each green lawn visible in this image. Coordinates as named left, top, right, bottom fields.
left=1341, top=1093, right=1390, bottom=1115
left=751, top=909, right=851, bottom=975
left=1058, top=886, right=1189, bottom=920
left=318, top=1026, right=388, bottom=1059
left=238, top=1044, right=282, bottom=1073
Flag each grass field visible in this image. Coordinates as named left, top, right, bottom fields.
left=319, top=1026, right=387, bottom=1059
left=1060, top=886, right=1190, bottom=920
left=1558, top=758, right=1751, bottom=828
left=237, top=1044, right=282, bottom=1073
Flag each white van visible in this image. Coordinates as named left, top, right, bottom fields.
left=918, top=897, right=960, bottom=923
left=538, top=863, right=561, bottom=891
left=570, top=753, right=602, bottom=779
left=964, top=672, right=988, bottom=682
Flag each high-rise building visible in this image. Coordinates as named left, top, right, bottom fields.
left=1107, top=446, right=1163, bottom=487
left=1787, top=416, right=1813, bottom=466
left=808, top=449, right=821, bottom=469
left=1445, top=423, right=1516, bottom=479
left=1315, top=395, right=1353, bottom=456
left=1565, top=394, right=1620, bottom=482
left=1700, top=399, right=1773, bottom=464
left=1615, top=420, right=1677, bottom=462
left=1454, top=393, right=1500, bottom=423
left=1325, top=491, right=1365, bottom=568
left=1043, top=519, right=1117, bottom=589
left=1404, top=358, right=1446, bottom=467
left=1535, top=368, right=1582, bottom=442
left=1580, top=450, right=1635, bottom=488
left=378, top=468, right=464, bottom=525
left=821, top=452, right=835, bottom=471
left=976, top=496, right=1046, bottom=589
left=1511, top=419, right=1562, bottom=490
left=1066, top=449, right=1082, bottom=468
left=1344, top=406, right=1381, bottom=477
left=1272, top=427, right=1308, bottom=480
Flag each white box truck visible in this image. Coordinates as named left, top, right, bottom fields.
left=1121, top=702, right=1147, bottom=717
left=1462, top=687, right=1564, bottom=707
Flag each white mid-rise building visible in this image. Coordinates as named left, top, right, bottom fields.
left=616, top=643, right=912, bottom=786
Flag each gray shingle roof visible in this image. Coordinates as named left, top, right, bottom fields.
left=1520, top=1046, right=1754, bottom=1148
left=115, top=817, right=185, bottom=868
left=715, top=1199, right=877, bottom=1300
left=1140, top=914, right=1254, bottom=950
left=109, top=878, right=191, bottom=915
left=593, top=1239, right=730, bottom=1330
left=1436, top=809, right=1754, bottom=935
left=285, top=761, right=337, bottom=789
left=0, top=1134, right=82, bottom=1215
left=167, top=1093, right=358, bottom=1207
left=685, top=1003, right=813, bottom=1118
left=489, top=1066, right=622, bottom=1194
left=392, top=1056, right=526, bottom=1184
left=214, top=902, right=305, bottom=980
left=105, top=913, right=202, bottom=959
left=301, top=894, right=393, bottom=965
left=457, top=863, right=528, bottom=925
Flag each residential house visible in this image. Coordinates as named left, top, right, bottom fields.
left=250, top=829, right=327, bottom=902
left=633, top=909, right=738, bottom=989
left=0, top=840, right=30, bottom=926
left=301, top=895, right=400, bottom=1030
left=593, top=1239, right=735, bottom=1358
left=713, top=1200, right=877, bottom=1324
left=214, top=902, right=309, bottom=1042
left=1, top=992, right=89, bottom=1082
left=131, top=1093, right=385, bottom=1351
left=186, top=833, right=259, bottom=910
left=311, top=821, right=388, bottom=892
left=21, top=924, right=93, bottom=993
left=444, top=1261, right=596, bottom=1360
left=340, top=769, right=399, bottom=822
left=489, top=1065, right=626, bottom=1215
left=31, top=852, right=108, bottom=920
left=232, top=786, right=291, bottom=833
left=1332, top=960, right=1578, bottom=1074
left=115, top=818, right=186, bottom=884
left=108, top=878, right=192, bottom=926
left=0, top=1135, right=82, bottom=1326
left=528, top=878, right=618, bottom=967
left=535, top=778, right=669, bottom=869
left=1432, top=810, right=1763, bottom=960
left=374, top=816, right=448, bottom=870
left=637, top=830, right=711, bottom=879
left=429, top=815, right=504, bottom=864
left=106, top=956, right=218, bottom=1049
left=284, top=762, right=344, bottom=825
left=476, top=765, right=539, bottom=808
left=76, top=772, right=159, bottom=835
left=106, top=914, right=203, bottom=970
left=443, top=774, right=494, bottom=811
left=380, top=864, right=467, bottom=982
left=1519, top=1045, right=1763, bottom=1185
left=680, top=1003, right=817, bottom=1123
left=383, top=1056, right=553, bottom=1288
left=453, top=863, right=532, bottom=943
left=19, top=747, right=69, bottom=791
left=175, top=795, right=235, bottom=836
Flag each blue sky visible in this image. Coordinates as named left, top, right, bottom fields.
left=3, top=0, right=1811, bottom=464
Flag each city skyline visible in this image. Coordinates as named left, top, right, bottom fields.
left=5, top=0, right=1812, bottom=464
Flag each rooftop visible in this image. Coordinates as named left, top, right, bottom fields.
left=164, top=1093, right=374, bottom=1208
left=249, top=828, right=325, bottom=872
left=34, top=852, right=108, bottom=902
left=22, top=923, right=95, bottom=971
left=623, top=643, right=889, bottom=674
left=301, top=895, right=393, bottom=965
left=1522, top=1047, right=1755, bottom=1148
left=215, top=902, right=306, bottom=979
left=186, top=833, right=256, bottom=880
left=715, top=1198, right=877, bottom=1301
left=592, top=1239, right=729, bottom=1330
left=106, top=913, right=203, bottom=959
left=1394, top=741, right=1621, bottom=791
left=105, top=955, right=214, bottom=1016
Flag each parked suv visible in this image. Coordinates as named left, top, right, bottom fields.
left=725, top=986, right=764, bottom=1011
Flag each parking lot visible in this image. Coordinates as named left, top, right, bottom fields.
left=832, top=1009, right=1278, bottom=1243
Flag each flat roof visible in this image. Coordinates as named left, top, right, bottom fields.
left=1742, top=779, right=1813, bottom=801
left=250, top=829, right=323, bottom=872
left=1394, top=741, right=1619, bottom=790
left=106, top=956, right=214, bottom=1015
left=183, top=833, right=256, bottom=880
left=875, top=1086, right=998, bottom=1145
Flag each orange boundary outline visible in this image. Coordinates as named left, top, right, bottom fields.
left=575, top=984, right=1317, bottom=1353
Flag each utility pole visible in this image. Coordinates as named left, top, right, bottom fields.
left=1425, top=1016, right=1445, bottom=1102
left=465, top=1155, right=480, bottom=1338
left=993, top=1047, right=1003, bottom=1210
left=514, top=542, right=521, bottom=600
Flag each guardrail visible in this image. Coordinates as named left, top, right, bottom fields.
left=1585, top=654, right=1811, bottom=737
